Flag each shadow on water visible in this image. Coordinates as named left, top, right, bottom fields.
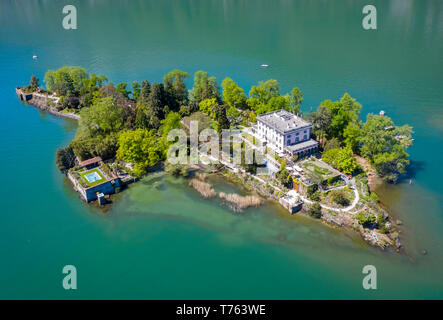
left=398, top=160, right=426, bottom=183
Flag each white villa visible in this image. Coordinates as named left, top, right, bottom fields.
left=252, top=109, right=319, bottom=158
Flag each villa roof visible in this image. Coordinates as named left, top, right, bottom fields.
left=80, top=156, right=102, bottom=167
left=285, top=139, right=319, bottom=152
left=257, top=109, right=311, bottom=133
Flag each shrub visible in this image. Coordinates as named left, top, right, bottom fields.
left=355, top=211, right=376, bottom=227
left=329, top=189, right=350, bottom=206
left=55, top=146, right=76, bottom=172
left=370, top=192, right=379, bottom=203
left=307, top=202, right=322, bottom=218
left=165, top=163, right=188, bottom=177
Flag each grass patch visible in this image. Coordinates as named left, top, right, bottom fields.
left=78, top=168, right=107, bottom=187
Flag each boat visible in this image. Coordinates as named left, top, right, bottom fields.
left=260, top=64, right=269, bottom=68
left=32, top=55, right=38, bottom=60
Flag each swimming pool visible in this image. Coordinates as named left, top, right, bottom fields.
left=84, top=171, right=102, bottom=183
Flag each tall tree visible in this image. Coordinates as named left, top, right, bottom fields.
left=30, top=75, right=39, bottom=91
left=215, top=105, right=230, bottom=133
left=117, top=129, right=163, bottom=177
left=136, top=83, right=167, bottom=130
left=163, top=70, right=189, bottom=110
left=222, top=77, right=247, bottom=110
left=116, top=83, right=131, bottom=98
left=309, top=104, right=332, bottom=148
left=360, top=114, right=413, bottom=182
left=247, top=79, right=291, bottom=114
left=139, top=80, right=151, bottom=104
left=189, top=71, right=221, bottom=106
left=325, top=93, right=362, bottom=140
left=132, top=81, right=141, bottom=101
left=77, top=97, right=125, bottom=137
left=289, top=87, right=303, bottom=114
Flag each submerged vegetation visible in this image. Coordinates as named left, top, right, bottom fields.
left=219, top=192, right=262, bottom=211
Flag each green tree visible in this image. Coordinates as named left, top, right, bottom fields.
left=309, top=105, right=332, bottom=148
left=116, top=83, right=131, bottom=98
left=117, top=129, right=163, bottom=177
left=199, top=98, right=218, bottom=118
left=247, top=79, right=280, bottom=112
left=355, top=211, right=376, bottom=228
left=222, top=77, right=247, bottom=109
left=360, top=114, right=413, bottom=182
left=70, top=133, right=119, bottom=161
left=44, top=66, right=88, bottom=95
left=55, top=146, right=76, bottom=172
left=289, top=87, right=303, bottom=114
left=189, top=71, right=221, bottom=105
left=322, top=93, right=362, bottom=140
left=136, top=83, right=167, bottom=129
left=132, top=81, right=141, bottom=101
left=79, top=73, right=108, bottom=108
left=329, top=189, right=350, bottom=206
left=322, top=147, right=358, bottom=175
left=163, top=70, right=189, bottom=110
left=159, top=111, right=182, bottom=156
left=323, top=137, right=341, bottom=151
left=307, top=202, right=322, bottom=218
left=139, top=80, right=151, bottom=104
left=214, top=105, right=230, bottom=133
left=30, top=75, right=39, bottom=91
left=78, top=97, right=125, bottom=137
left=343, top=122, right=362, bottom=153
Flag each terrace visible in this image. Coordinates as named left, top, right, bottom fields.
left=78, top=167, right=108, bottom=188
left=299, top=158, right=342, bottom=186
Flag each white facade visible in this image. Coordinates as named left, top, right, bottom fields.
left=255, top=110, right=318, bottom=157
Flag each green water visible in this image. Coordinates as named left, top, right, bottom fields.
left=0, top=0, right=442, bottom=299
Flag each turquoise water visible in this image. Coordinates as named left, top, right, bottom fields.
left=0, top=0, right=442, bottom=299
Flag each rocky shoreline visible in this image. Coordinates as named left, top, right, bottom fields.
left=16, top=88, right=80, bottom=120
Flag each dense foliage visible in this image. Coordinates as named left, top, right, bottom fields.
left=307, top=202, right=322, bottom=219
left=47, top=66, right=412, bottom=182
left=322, top=147, right=359, bottom=175
left=310, top=93, right=413, bottom=182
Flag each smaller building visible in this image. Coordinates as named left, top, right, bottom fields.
left=68, top=157, right=121, bottom=202
left=279, top=190, right=304, bottom=214
left=79, top=156, right=102, bottom=170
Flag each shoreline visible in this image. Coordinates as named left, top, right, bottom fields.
left=16, top=88, right=80, bottom=120
left=15, top=84, right=404, bottom=252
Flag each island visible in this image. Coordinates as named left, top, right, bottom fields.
left=16, top=66, right=414, bottom=251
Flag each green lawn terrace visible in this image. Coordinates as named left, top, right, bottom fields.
left=289, top=157, right=347, bottom=196
left=299, top=157, right=344, bottom=186
left=78, top=167, right=108, bottom=187
left=67, top=157, right=135, bottom=203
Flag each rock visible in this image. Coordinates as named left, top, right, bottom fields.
left=421, top=249, right=427, bottom=255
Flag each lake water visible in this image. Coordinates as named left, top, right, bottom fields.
left=0, top=0, right=442, bottom=299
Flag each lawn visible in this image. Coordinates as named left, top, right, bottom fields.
left=302, top=159, right=340, bottom=183
left=79, top=168, right=108, bottom=187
